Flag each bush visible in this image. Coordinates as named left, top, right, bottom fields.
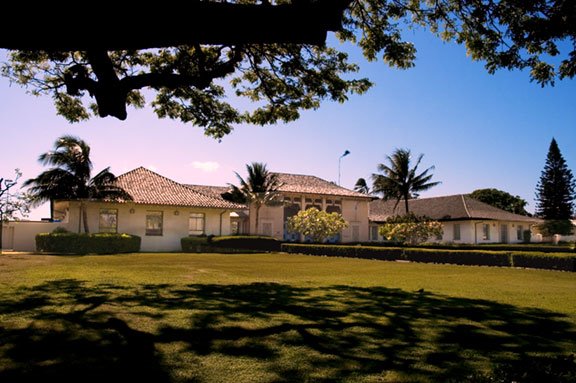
left=211, top=235, right=281, bottom=252
left=411, top=242, right=576, bottom=253
left=511, top=252, right=576, bottom=271
left=36, top=232, right=141, bottom=254
left=403, top=248, right=512, bottom=267
left=181, top=235, right=281, bottom=253
left=286, top=208, right=348, bottom=243
left=523, top=229, right=532, bottom=243
left=355, top=246, right=404, bottom=261
left=281, top=244, right=404, bottom=261
left=181, top=236, right=211, bottom=252
left=378, top=213, right=443, bottom=245
left=281, top=244, right=354, bottom=257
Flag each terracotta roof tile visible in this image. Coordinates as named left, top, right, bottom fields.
left=185, top=184, right=231, bottom=200
left=274, top=173, right=371, bottom=198
left=115, top=167, right=244, bottom=209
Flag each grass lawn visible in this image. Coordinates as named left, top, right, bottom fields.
left=1, top=252, right=575, bottom=382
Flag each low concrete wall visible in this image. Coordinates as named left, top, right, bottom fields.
left=2, top=221, right=68, bottom=252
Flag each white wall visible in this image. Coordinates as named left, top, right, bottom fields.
left=2, top=221, right=64, bottom=251
left=340, top=199, right=369, bottom=242
left=49, top=201, right=235, bottom=252
left=252, top=203, right=284, bottom=238
left=254, top=195, right=371, bottom=242
left=370, top=220, right=536, bottom=244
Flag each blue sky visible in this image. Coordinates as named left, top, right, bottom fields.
left=1, top=29, right=575, bottom=220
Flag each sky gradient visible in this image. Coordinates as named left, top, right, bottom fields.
left=1, top=29, right=575, bottom=220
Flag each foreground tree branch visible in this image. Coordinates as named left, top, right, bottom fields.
left=0, top=1, right=352, bottom=49
left=1, top=0, right=573, bottom=138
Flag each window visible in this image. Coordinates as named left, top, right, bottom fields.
left=453, top=224, right=461, bottom=241
left=370, top=226, right=379, bottom=241
left=482, top=224, right=491, bottom=240
left=189, top=212, right=205, bottom=236
left=99, top=209, right=118, bottom=233
left=516, top=225, right=524, bottom=241
left=262, top=222, right=273, bottom=236
left=352, top=225, right=360, bottom=242
left=231, top=220, right=239, bottom=235
left=146, top=211, right=163, bottom=236
left=326, top=205, right=341, bottom=214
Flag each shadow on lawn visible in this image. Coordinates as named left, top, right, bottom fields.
left=1, top=279, right=575, bottom=382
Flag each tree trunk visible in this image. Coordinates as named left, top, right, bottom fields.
left=254, top=205, right=261, bottom=235
left=0, top=216, right=4, bottom=254
left=82, top=205, right=90, bottom=234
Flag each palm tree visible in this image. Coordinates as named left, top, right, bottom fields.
left=222, top=162, right=283, bottom=235
left=23, top=135, right=131, bottom=233
left=371, top=148, right=440, bottom=214
left=354, top=177, right=370, bottom=194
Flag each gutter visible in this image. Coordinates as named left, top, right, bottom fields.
left=474, top=221, right=483, bottom=244
left=219, top=210, right=227, bottom=236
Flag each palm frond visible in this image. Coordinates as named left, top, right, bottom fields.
left=372, top=148, right=440, bottom=213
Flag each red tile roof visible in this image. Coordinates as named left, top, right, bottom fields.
left=273, top=173, right=372, bottom=198
left=115, top=167, right=244, bottom=209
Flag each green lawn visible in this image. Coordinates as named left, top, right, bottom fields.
left=1, top=252, right=575, bottom=382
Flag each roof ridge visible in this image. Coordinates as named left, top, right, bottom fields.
left=461, top=194, right=472, bottom=218
left=274, top=172, right=330, bottom=181
left=118, top=167, right=244, bottom=209
left=184, top=184, right=239, bottom=204
left=118, top=166, right=181, bottom=186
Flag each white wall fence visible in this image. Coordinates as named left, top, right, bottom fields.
left=1, top=221, right=64, bottom=252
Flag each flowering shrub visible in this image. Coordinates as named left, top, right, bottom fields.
left=378, top=213, right=443, bottom=245
left=286, top=207, right=348, bottom=243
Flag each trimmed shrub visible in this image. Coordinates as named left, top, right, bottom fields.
left=211, top=235, right=281, bottom=252
left=36, top=232, right=141, bottom=254
left=355, top=246, right=404, bottom=261
left=281, top=244, right=404, bottom=261
left=511, top=252, right=576, bottom=271
left=402, top=248, right=512, bottom=267
left=523, top=229, right=532, bottom=243
left=284, top=243, right=575, bottom=272
left=181, top=236, right=211, bottom=252
left=281, top=244, right=355, bottom=257
left=408, top=243, right=575, bottom=254
left=182, top=235, right=280, bottom=253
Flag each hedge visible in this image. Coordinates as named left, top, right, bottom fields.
left=353, top=246, right=404, bottom=261
left=181, top=235, right=281, bottom=253
left=403, top=248, right=512, bottom=267
left=181, top=236, right=211, bottom=252
left=358, top=242, right=575, bottom=254
left=281, top=243, right=575, bottom=272
left=211, top=235, right=281, bottom=251
left=511, top=252, right=576, bottom=272
left=36, top=233, right=141, bottom=254
left=281, top=244, right=404, bottom=261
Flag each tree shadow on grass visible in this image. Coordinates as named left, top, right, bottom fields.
left=0, top=279, right=575, bottom=382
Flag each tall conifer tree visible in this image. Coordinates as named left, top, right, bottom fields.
left=535, top=138, right=575, bottom=236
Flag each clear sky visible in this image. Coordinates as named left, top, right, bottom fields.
left=1, top=29, right=575, bottom=221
